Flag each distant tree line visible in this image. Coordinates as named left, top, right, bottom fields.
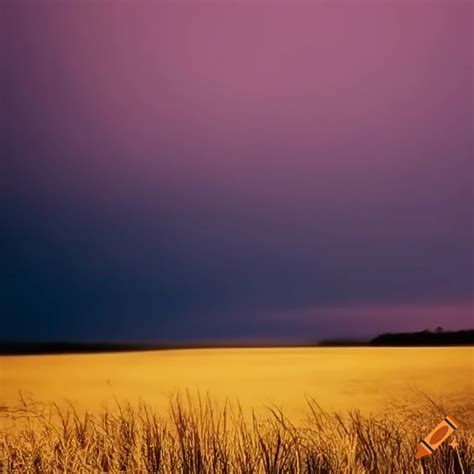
left=370, top=329, right=474, bottom=346
left=1, top=329, right=473, bottom=355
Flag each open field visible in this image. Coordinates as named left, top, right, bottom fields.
left=1, top=348, right=473, bottom=472
left=1, top=347, right=472, bottom=418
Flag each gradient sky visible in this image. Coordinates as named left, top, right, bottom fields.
left=2, top=1, right=473, bottom=343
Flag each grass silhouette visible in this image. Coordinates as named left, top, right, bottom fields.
left=1, top=391, right=472, bottom=473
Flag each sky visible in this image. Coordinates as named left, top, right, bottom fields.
left=2, top=1, right=473, bottom=343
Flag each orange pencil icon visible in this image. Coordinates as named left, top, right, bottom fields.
left=416, top=416, right=460, bottom=459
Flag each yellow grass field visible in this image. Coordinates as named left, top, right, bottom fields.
left=1, top=347, right=472, bottom=418
left=1, top=347, right=473, bottom=472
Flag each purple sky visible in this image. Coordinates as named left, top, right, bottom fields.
left=2, top=2, right=473, bottom=342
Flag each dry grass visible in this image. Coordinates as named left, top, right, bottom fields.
left=0, top=392, right=472, bottom=473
